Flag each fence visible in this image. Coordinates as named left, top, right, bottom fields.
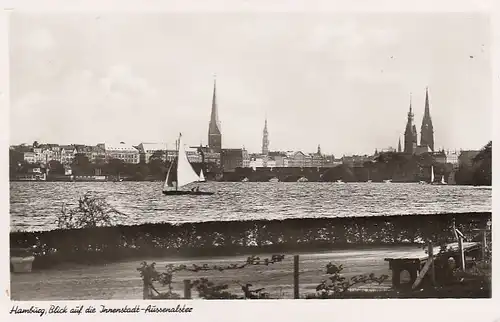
left=141, top=254, right=311, bottom=300
left=140, top=228, right=491, bottom=300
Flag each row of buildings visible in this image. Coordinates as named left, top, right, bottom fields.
left=11, top=139, right=477, bottom=173
left=11, top=81, right=481, bottom=172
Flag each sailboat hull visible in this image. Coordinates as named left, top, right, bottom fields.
left=162, top=190, right=214, bottom=196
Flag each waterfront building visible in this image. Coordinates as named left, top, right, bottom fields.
left=268, top=151, right=288, bottom=167
left=221, top=148, right=250, bottom=172
left=445, top=150, right=460, bottom=168
left=249, top=156, right=264, bottom=170
left=420, top=87, right=435, bottom=152
left=404, top=94, right=418, bottom=154
left=287, top=151, right=313, bottom=168
left=165, top=147, right=202, bottom=164
left=60, top=145, right=77, bottom=165
left=104, top=142, right=140, bottom=164
left=92, top=145, right=106, bottom=164
left=431, top=150, right=447, bottom=164
left=75, top=145, right=96, bottom=162
left=23, top=151, right=35, bottom=163
left=208, top=78, right=222, bottom=151
left=137, top=142, right=168, bottom=163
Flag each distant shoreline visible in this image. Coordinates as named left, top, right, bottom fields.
left=8, top=179, right=492, bottom=186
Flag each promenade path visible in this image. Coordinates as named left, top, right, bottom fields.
left=10, top=245, right=421, bottom=300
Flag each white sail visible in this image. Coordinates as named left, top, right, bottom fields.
left=176, top=134, right=200, bottom=188
left=430, top=166, right=435, bottom=183
left=163, top=161, right=174, bottom=191
left=199, top=169, right=205, bottom=181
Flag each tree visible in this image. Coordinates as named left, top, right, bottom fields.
left=149, top=150, right=165, bottom=162
left=9, top=150, right=25, bottom=177
left=148, top=158, right=167, bottom=178
left=56, top=192, right=126, bottom=229
left=71, top=153, right=92, bottom=175
left=472, top=141, right=492, bottom=186
left=106, top=158, right=126, bottom=176
left=48, top=160, right=65, bottom=175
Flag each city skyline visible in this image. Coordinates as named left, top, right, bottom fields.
left=9, top=13, right=491, bottom=156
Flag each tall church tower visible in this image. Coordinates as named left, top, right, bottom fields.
left=208, top=77, right=222, bottom=151
left=420, top=87, right=435, bottom=151
left=262, top=117, right=269, bottom=155
left=397, top=137, right=402, bottom=153
left=404, top=94, right=418, bottom=154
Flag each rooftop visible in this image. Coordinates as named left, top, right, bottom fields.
left=104, top=142, right=139, bottom=152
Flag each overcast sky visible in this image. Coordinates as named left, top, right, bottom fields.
left=9, top=12, right=491, bottom=155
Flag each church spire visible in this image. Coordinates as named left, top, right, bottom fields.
left=208, top=75, right=222, bottom=150
left=420, top=86, right=434, bottom=151
left=398, top=137, right=402, bottom=153
left=262, top=116, right=269, bottom=155
left=404, top=93, right=417, bottom=154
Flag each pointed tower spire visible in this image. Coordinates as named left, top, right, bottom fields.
left=404, top=92, right=416, bottom=154
left=420, top=86, right=434, bottom=151
left=262, top=115, right=269, bottom=155
left=398, top=137, right=402, bottom=153
left=208, top=74, right=222, bottom=151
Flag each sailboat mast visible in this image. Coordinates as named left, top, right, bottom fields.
left=175, top=136, right=179, bottom=191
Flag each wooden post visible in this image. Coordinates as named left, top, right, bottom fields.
left=143, top=279, right=152, bottom=300
left=293, top=255, right=299, bottom=299
left=481, top=231, right=487, bottom=261
left=458, top=237, right=465, bottom=271
left=428, top=242, right=435, bottom=286
left=183, top=279, right=192, bottom=299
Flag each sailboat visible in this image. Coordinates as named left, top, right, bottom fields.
left=162, top=133, right=214, bottom=196
left=429, top=166, right=447, bottom=185
left=198, top=169, right=206, bottom=182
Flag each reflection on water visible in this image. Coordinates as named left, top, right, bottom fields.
left=10, top=182, right=492, bottom=232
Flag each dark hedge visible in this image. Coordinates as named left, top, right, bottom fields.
left=10, top=212, right=491, bottom=269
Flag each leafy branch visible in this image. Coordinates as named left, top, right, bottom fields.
left=315, top=263, right=389, bottom=297
left=137, top=254, right=285, bottom=299
left=56, top=192, right=127, bottom=229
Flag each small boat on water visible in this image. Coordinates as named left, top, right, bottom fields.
left=336, top=179, right=345, bottom=184
left=162, top=133, right=214, bottom=196
left=198, top=169, right=206, bottom=182
left=269, top=177, right=279, bottom=183
left=429, top=166, right=447, bottom=185
left=297, top=176, right=308, bottom=182
left=241, top=177, right=249, bottom=182
left=383, top=179, right=392, bottom=183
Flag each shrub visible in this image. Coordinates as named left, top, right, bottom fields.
left=56, top=192, right=126, bottom=229
left=138, top=255, right=285, bottom=299
left=314, top=262, right=389, bottom=298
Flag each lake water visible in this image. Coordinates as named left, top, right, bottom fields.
left=10, top=182, right=492, bottom=232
